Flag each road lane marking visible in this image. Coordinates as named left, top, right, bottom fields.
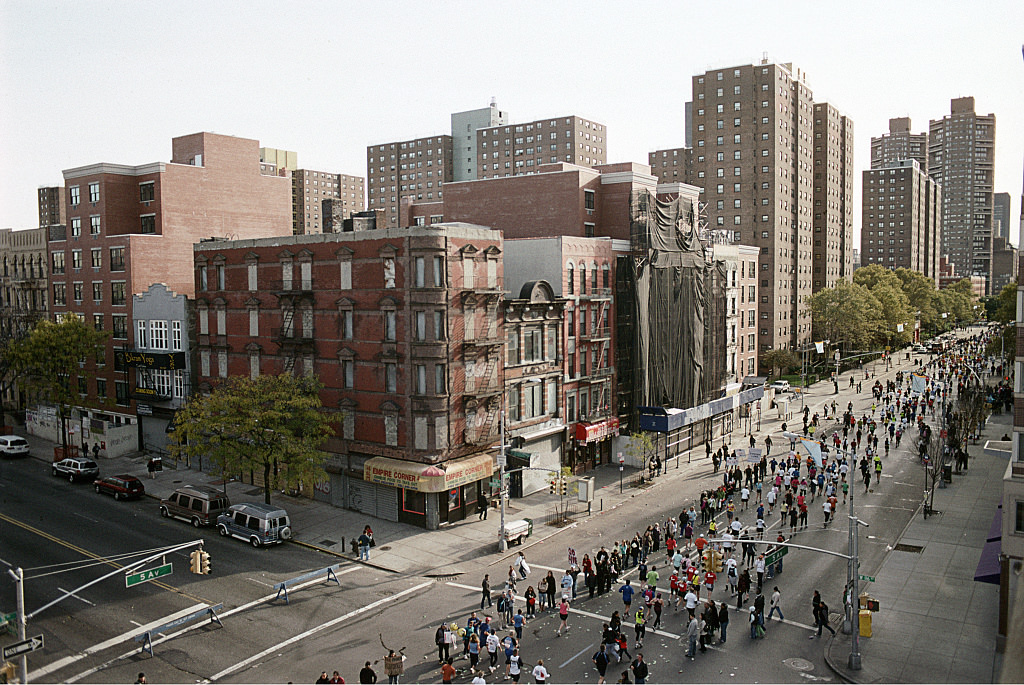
left=247, top=577, right=274, bottom=587
left=559, top=643, right=593, bottom=669
left=29, top=602, right=207, bottom=682
left=73, top=512, right=100, bottom=524
left=59, top=565, right=362, bottom=684
left=57, top=587, right=95, bottom=606
left=206, top=580, right=431, bottom=682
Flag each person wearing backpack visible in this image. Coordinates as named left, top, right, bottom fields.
left=593, top=644, right=611, bottom=684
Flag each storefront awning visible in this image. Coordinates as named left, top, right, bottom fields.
left=974, top=502, right=1002, bottom=585
left=363, top=453, right=494, bottom=493
left=575, top=417, right=620, bottom=444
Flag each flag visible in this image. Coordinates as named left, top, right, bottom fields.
left=815, top=341, right=824, bottom=354
left=796, top=436, right=823, bottom=469
left=897, top=323, right=904, bottom=333
left=911, top=373, right=927, bottom=394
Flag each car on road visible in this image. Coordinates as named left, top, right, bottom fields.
left=0, top=435, right=30, bottom=458
left=52, top=457, right=100, bottom=483
left=913, top=345, right=928, bottom=353
left=217, top=502, right=292, bottom=547
left=93, top=474, right=145, bottom=500
left=160, top=485, right=231, bottom=527
left=769, top=380, right=791, bottom=392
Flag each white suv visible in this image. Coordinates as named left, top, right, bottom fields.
left=0, top=435, right=29, bottom=457
left=769, top=380, right=791, bottom=392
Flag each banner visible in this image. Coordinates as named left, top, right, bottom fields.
left=747, top=447, right=762, bottom=463
left=814, top=341, right=824, bottom=354
left=897, top=323, right=905, bottom=333
left=911, top=373, right=927, bottom=395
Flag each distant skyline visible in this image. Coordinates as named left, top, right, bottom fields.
left=2, top=0, right=1022, bottom=247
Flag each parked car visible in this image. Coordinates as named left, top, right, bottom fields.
left=217, top=502, right=292, bottom=547
left=769, top=380, right=791, bottom=392
left=52, top=457, right=100, bottom=483
left=159, top=486, right=231, bottom=528
left=0, top=435, right=29, bottom=458
left=94, top=474, right=145, bottom=500
left=913, top=345, right=928, bottom=353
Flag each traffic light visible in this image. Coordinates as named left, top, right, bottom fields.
left=701, top=552, right=709, bottom=570
left=549, top=479, right=557, bottom=494
left=199, top=550, right=211, bottom=575
left=189, top=549, right=202, bottom=574
left=712, top=550, right=723, bottom=573
left=560, top=480, right=567, bottom=496
left=1, top=660, right=16, bottom=684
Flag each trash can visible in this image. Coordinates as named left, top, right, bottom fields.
left=942, top=463, right=952, bottom=483
left=859, top=609, right=872, bottom=638
left=524, top=517, right=534, bottom=536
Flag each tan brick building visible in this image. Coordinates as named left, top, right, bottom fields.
left=37, top=186, right=66, bottom=228
left=871, top=117, right=928, bottom=172
left=291, top=169, right=365, bottom=234
left=366, top=135, right=453, bottom=230
left=812, top=102, right=855, bottom=290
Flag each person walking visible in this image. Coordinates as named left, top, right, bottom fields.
left=357, top=529, right=372, bottom=561
left=718, top=601, right=730, bottom=643
left=685, top=614, right=699, bottom=660
left=633, top=607, right=647, bottom=649
left=593, top=644, right=611, bottom=684
left=767, top=587, right=784, bottom=621
left=478, top=491, right=488, bottom=520
left=630, top=653, right=649, bottom=684
left=481, top=574, right=493, bottom=609
left=618, top=579, right=635, bottom=612
left=813, top=599, right=837, bottom=638
left=556, top=597, right=570, bottom=635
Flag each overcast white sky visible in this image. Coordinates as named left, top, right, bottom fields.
left=2, top=0, right=1022, bottom=246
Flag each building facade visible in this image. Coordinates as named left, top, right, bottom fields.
left=812, top=103, right=855, bottom=290
left=451, top=100, right=509, bottom=182
left=648, top=147, right=693, bottom=184
left=929, top=97, right=996, bottom=293
left=475, top=115, right=607, bottom=180
left=687, top=60, right=839, bottom=357
left=193, top=223, right=503, bottom=529
left=291, top=169, right=365, bottom=234
left=366, top=135, right=453, bottom=230
left=991, top=236, right=1018, bottom=295
left=860, top=159, right=942, bottom=282
left=994, top=192, right=1011, bottom=241
left=48, top=132, right=292, bottom=450
left=0, top=227, right=48, bottom=342
left=712, top=243, right=760, bottom=384
left=38, top=186, right=66, bottom=228
left=870, top=117, right=928, bottom=171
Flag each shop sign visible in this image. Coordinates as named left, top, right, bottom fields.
left=574, top=417, right=620, bottom=444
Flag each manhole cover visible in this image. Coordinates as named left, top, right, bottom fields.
left=431, top=574, right=459, bottom=582
left=894, top=543, right=924, bottom=553
left=783, top=657, right=814, bottom=672
left=319, top=539, right=337, bottom=546
left=379, top=545, right=392, bottom=551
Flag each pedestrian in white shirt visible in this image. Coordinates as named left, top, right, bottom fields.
left=532, top=659, right=549, bottom=683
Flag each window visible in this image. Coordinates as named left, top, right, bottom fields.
left=567, top=264, right=574, bottom=295
left=433, top=311, right=444, bottom=340
left=88, top=183, right=100, bottom=203
left=115, top=381, right=129, bottom=406
left=435, top=364, right=445, bottom=394
left=71, top=218, right=81, bottom=237
left=414, top=256, right=425, bottom=287
left=384, top=310, right=396, bottom=340
left=139, top=182, right=154, bottom=202
left=71, top=250, right=82, bottom=269
left=110, top=247, right=125, bottom=271
left=414, top=311, right=426, bottom=341
left=384, top=362, right=397, bottom=392
left=150, top=320, right=168, bottom=350
left=70, top=186, right=80, bottom=206
left=140, top=215, right=155, bottom=234
left=218, top=350, right=227, bottom=378
left=92, top=282, right=102, bottom=302
left=172, top=321, right=182, bottom=351
left=584, top=189, right=595, bottom=210
left=174, top=369, right=185, bottom=398
left=341, top=359, right=354, bottom=389
left=51, top=251, right=65, bottom=275
left=112, top=314, right=127, bottom=339
left=432, top=256, right=444, bottom=287
left=216, top=264, right=225, bottom=290
left=198, top=265, right=208, bottom=291
left=97, top=377, right=107, bottom=398
left=53, top=283, right=66, bottom=306
left=90, top=216, right=101, bottom=235
left=90, top=248, right=101, bottom=268
left=111, top=282, right=126, bottom=306
left=415, top=364, right=427, bottom=394
left=72, top=282, right=83, bottom=302
left=383, top=257, right=395, bottom=288
left=136, top=320, right=148, bottom=348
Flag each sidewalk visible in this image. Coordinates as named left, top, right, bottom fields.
left=823, top=404, right=1004, bottom=683
left=19, top=344, right=922, bottom=578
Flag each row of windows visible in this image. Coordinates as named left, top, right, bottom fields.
left=134, top=319, right=183, bottom=352
left=53, top=281, right=126, bottom=307
left=52, top=247, right=125, bottom=274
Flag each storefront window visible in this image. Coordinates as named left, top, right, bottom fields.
left=402, top=489, right=426, bottom=515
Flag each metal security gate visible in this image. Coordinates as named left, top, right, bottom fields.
left=374, top=484, right=398, bottom=522
left=347, top=478, right=377, bottom=517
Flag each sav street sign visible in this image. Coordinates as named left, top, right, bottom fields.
left=126, top=563, right=173, bottom=588
left=3, top=634, right=43, bottom=659
left=859, top=574, right=875, bottom=583
left=764, top=546, right=789, bottom=565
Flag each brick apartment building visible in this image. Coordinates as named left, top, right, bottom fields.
left=366, top=135, right=454, bottom=230
left=0, top=227, right=49, bottom=340
left=291, top=169, right=365, bottom=235
left=712, top=242, right=760, bottom=383
left=40, top=132, right=291, bottom=454
left=812, top=102, right=855, bottom=290
left=193, top=223, right=503, bottom=529
left=37, top=186, right=66, bottom=228
left=860, top=159, right=942, bottom=282
left=871, top=117, right=928, bottom=172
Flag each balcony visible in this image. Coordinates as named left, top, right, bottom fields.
left=579, top=326, right=611, bottom=342
left=578, top=287, right=613, bottom=301
left=267, top=280, right=315, bottom=297
left=271, top=328, right=315, bottom=348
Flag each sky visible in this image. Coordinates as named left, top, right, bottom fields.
left=2, top=0, right=1023, bottom=246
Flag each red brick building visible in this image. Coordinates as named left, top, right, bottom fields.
left=45, top=132, right=291, bottom=451
left=193, top=223, right=504, bottom=529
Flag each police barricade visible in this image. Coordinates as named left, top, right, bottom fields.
left=273, top=564, right=343, bottom=605
left=135, top=604, right=223, bottom=656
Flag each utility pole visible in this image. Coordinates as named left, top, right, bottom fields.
left=9, top=567, right=27, bottom=684
left=498, top=410, right=507, bottom=552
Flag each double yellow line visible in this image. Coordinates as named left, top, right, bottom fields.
left=0, top=512, right=209, bottom=604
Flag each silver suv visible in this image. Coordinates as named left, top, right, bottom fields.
left=0, top=435, right=29, bottom=457
left=52, top=458, right=100, bottom=483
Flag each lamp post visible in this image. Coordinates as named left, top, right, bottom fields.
left=618, top=453, right=624, bottom=493
left=498, top=410, right=507, bottom=552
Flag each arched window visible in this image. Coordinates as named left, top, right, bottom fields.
left=602, top=262, right=610, bottom=289
left=579, top=264, right=586, bottom=295
left=591, top=261, right=598, bottom=291
left=566, top=263, right=575, bottom=295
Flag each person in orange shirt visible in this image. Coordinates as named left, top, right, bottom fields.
left=441, top=657, right=456, bottom=684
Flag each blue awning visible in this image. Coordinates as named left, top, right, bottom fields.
left=974, top=501, right=1002, bottom=585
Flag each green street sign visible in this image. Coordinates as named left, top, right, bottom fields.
left=765, top=546, right=789, bottom=565
left=859, top=574, right=875, bottom=583
left=126, top=563, right=173, bottom=588
left=0, top=612, right=15, bottom=624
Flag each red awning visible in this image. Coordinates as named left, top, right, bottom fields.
left=575, top=417, right=620, bottom=444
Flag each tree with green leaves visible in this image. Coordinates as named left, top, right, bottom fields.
left=6, top=317, right=110, bottom=453
left=807, top=281, right=882, bottom=353
left=761, top=348, right=798, bottom=379
left=988, top=284, right=1016, bottom=323
left=168, top=374, right=335, bottom=505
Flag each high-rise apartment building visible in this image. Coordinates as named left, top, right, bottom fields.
left=994, top=192, right=1011, bottom=240
left=366, top=135, right=453, bottom=229
left=475, top=115, right=607, bottom=179
left=648, top=147, right=693, bottom=184
left=451, top=100, right=509, bottom=182
left=687, top=60, right=824, bottom=355
left=871, top=117, right=928, bottom=171
left=291, top=169, right=365, bottom=234
left=860, top=159, right=941, bottom=283
left=37, top=186, right=66, bottom=228
left=258, top=147, right=297, bottom=176
left=928, top=97, right=996, bottom=293
left=812, top=102, right=855, bottom=290
left=990, top=236, right=1018, bottom=294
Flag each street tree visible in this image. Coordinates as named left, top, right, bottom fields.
left=870, top=282, right=914, bottom=349
left=169, top=374, right=335, bottom=504
left=988, top=284, right=1016, bottom=323
left=760, top=348, right=798, bottom=379
left=5, top=317, right=110, bottom=453
left=807, top=281, right=881, bottom=352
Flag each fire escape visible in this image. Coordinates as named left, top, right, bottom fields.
left=462, top=281, right=504, bottom=447
left=577, top=286, right=613, bottom=421
left=271, top=275, right=315, bottom=375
